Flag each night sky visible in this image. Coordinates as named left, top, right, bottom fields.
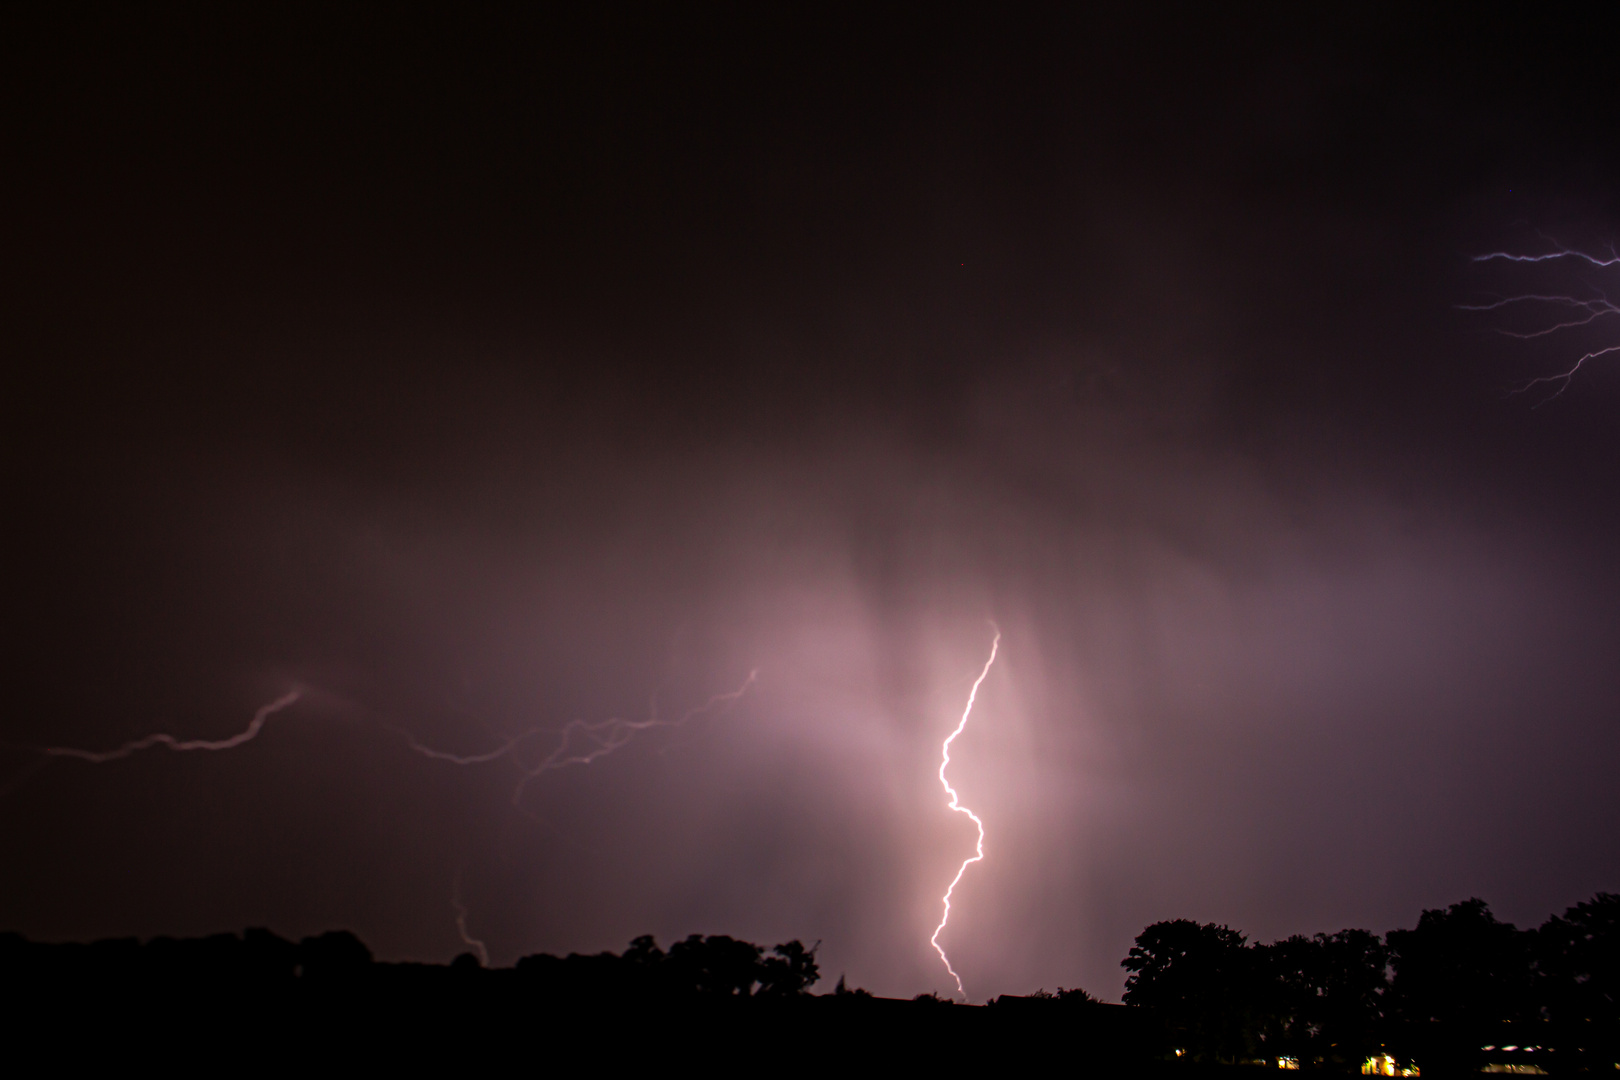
left=5, top=7, right=1620, bottom=1002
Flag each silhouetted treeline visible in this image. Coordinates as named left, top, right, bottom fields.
left=0, top=927, right=820, bottom=1002
left=7, top=897, right=1612, bottom=1073
left=515, top=933, right=820, bottom=999
left=1122, top=893, right=1619, bottom=1075
left=0, top=927, right=1151, bottom=1072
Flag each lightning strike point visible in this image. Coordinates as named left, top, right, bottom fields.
left=929, top=625, right=1000, bottom=1001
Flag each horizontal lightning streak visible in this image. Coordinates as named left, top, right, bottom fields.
left=930, top=627, right=1000, bottom=1001
left=398, top=728, right=542, bottom=766
left=1475, top=250, right=1620, bottom=267
left=1455, top=295, right=1620, bottom=340
left=41, top=691, right=304, bottom=763
left=1456, top=294, right=1613, bottom=311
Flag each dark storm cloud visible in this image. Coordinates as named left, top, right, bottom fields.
left=3, top=6, right=1619, bottom=1000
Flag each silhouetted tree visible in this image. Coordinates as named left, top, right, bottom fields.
left=757, top=940, right=819, bottom=996
left=1255, top=929, right=1388, bottom=1070
left=1386, top=899, right=1532, bottom=1076
left=1123, top=919, right=1257, bottom=1062
left=1538, top=892, right=1620, bottom=1070
left=665, top=934, right=766, bottom=996
left=1256, top=934, right=1320, bottom=1064
left=623, top=934, right=665, bottom=968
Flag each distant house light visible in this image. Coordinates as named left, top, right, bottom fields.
left=1362, top=1054, right=1420, bottom=1077
left=1277, top=1057, right=1299, bottom=1070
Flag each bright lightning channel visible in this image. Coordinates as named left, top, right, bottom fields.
left=1464, top=239, right=1620, bottom=402
left=41, top=691, right=304, bottom=762
left=929, top=625, right=1000, bottom=1001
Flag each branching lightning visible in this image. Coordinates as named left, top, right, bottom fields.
left=929, top=625, right=1000, bottom=1001
left=402, top=673, right=754, bottom=956
left=394, top=670, right=759, bottom=806
left=35, top=672, right=757, bottom=810
left=511, top=670, right=759, bottom=800
left=1464, top=238, right=1620, bottom=402
left=31, top=671, right=757, bottom=964
left=40, top=691, right=304, bottom=763
left=38, top=673, right=757, bottom=781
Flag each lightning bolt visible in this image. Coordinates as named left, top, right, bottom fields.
left=1464, top=238, right=1620, bottom=402
left=40, top=691, right=304, bottom=763
left=929, top=625, right=999, bottom=1001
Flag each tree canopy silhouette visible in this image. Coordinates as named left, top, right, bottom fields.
left=1537, top=891, right=1620, bottom=1071
left=1384, top=898, right=1533, bottom=1074
left=1122, top=919, right=1255, bottom=1062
